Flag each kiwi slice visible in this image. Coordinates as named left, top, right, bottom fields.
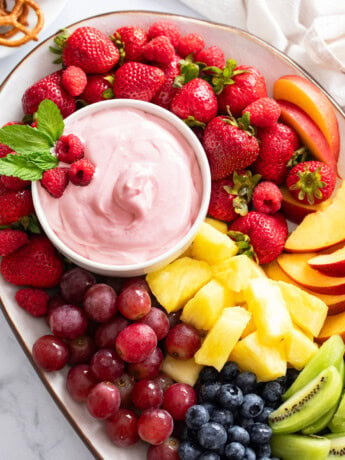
left=325, top=433, right=345, bottom=458
left=284, top=335, right=345, bottom=401
left=271, top=434, right=330, bottom=460
left=329, top=391, right=345, bottom=433
left=270, top=366, right=342, bottom=434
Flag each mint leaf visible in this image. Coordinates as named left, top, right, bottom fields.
left=37, top=99, right=64, bottom=143
left=0, top=125, right=53, bottom=154
left=0, top=154, right=44, bottom=180
left=27, top=151, right=58, bottom=170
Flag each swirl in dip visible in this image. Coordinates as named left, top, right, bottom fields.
left=37, top=106, right=203, bottom=265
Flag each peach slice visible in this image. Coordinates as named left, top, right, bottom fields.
left=277, top=100, right=338, bottom=173
left=309, top=246, right=345, bottom=277
left=264, top=260, right=345, bottom=315
left=278, top=252, right=345, bottom=295
left=280, top=186, right=329, bottom=224
left=285, top=181, right=345, bottom=253
left=273, top=75, right=340, bottom=159
left=316, top=311, right=345, bottom=344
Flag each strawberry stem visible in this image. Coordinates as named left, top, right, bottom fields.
left=289, top=165, right=326, bottom=205
left=228, top=230, right=259, bottom=263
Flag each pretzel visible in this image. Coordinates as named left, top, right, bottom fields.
left=0, top=0, right=44, bottom=47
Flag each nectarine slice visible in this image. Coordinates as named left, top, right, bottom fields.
left=309, top=246, right=345, bottom=277
left=277, top=100, right=338, bottom=173
left=278, top=252, right=345, bottom=295
left=285, top=181, right=345, bottom=253
left=264, top=260, right=345, bottom=315
left=316, top=311, right=345, bottom=344
left=280, top=186, right=329, bottom=224
left=274, top=75, right=340, bottom=159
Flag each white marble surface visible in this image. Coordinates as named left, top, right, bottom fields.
left=0, top=2, right=202, bottom=459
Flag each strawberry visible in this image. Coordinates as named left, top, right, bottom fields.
left=1, top=236, right=64, bottom=288
left=177, top=33, right=205, bottom=58
left=56, top=134, right=84, bottom=163
left=114, top=26, right=148, bottom=63
left=62, top=66, right=87, bottom=97
left=195, top=46, right=225, bottom=68
left=22, top=71, right=76, bottom=118
left=113, top=62, right=164, bottom=101
left=63, top=27, right=120, bottom=73
left=152, top=55, right=181, bottom=108
left=170, top=78, right=217, bottom=124
left=143, top=36, right=175, bottom=65
left=1, top=175, right=30, bottom=191
left=41, top=168, right=69, bottom=198
left=148, top=21, right=181, bottom=48
left=252, top=181, right=282, bottom=214
left=242, top=97, right=281, bottom=128
left=0, top=189, right=34, bottom=226
left=80, top=74, right=114, bottom=104
left=286, top=160, right=336, bottom=205
left=254, top=123, right=299, bottom=184
left=15, top=287, right=49, bottom=317
left=203, top=115, right=260, bottom=180
left=229, top=211, right=288, bottom=264
left=217, top=65, right=267, bottom=116
left=0, top=229, right=28, bottom=256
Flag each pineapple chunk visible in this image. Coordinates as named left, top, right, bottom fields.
left=277, top=281, right=328, bottom=337
left=194, top=307, right=251, bottom=371
left=180, top=245, right=193, bottom=258
left=213, top=254, right=266, bottom=292
left=245, top=278, right=293, bottom=345
left=285, top=326, right=318, bottom=370
left=230, top=331, right=287, bottom=381
left=181, top=279, right=237, bottom=330
left=205, top=217, right=228, bottom=234
left=162, top=355, right=203, bottom=386
left=241, top=315, right=257, bottom=338
left=191, top=222, right=238, bottom=265
left=146, top=257, right=212, bottom=313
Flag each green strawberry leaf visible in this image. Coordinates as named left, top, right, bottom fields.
left=228, top=230, right=259, bottom=263
left=0, top=124, right=53, bottom=154
left=174, top=55, right=200, bottom=88
left=36, top=99, right=64, bottom=143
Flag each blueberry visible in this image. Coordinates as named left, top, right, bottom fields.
left=254, top=442, right=271, bottom=457
left=227, top=426, right=250, bottom=446
left=244, top=447, right=256, bottom=460
left=221, top=362, right=240, bottom=382
left=240, top=417, right=255, bottom=431
left=262, top=381, right=283, bottom=403
left=225, top=441, right=246, bottom=459
left=178, top=441, right=202, bottom=460
left=218, top=384, right=244, bottom=410
left=211, top=408, right=234, bottom=426
left=235, top=372, right=257, bottom=394
left=250, top=423, right=272, bottom=444
left=199, top=452, right=221, bottom=460
left=181, top=426, right=198, bottom=443
left=203, top=402, right=216, bottom=415
left=200, top=382, right=222, bottom=403
left=254, top=406, right=274, bottom=423
left=197, top=422, right=228, bottom=450
left=286, top=368, right=299, bottom=386
left=186, top=405, right=210, bottom=430
left=241, top=394, right=264, bottom=418
left=199, top=366, right=219, bottom=383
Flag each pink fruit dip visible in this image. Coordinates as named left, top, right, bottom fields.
left=37, top=106, right=203, bottom=265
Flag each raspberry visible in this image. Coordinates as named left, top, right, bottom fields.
left=1, top=175, right=30, bottom=191
left=148, top=21, right=181, bottom=48
left=15, top=287, right=49, bottom=317
left=0, top=144, right=12, bottom=158
left=195, top=46, right=225, bottom=68
left=0, top=229, right=29, bottom=256
left=62, top=66, right=88, bottom=97
left=177, top=33, right=205, bottom=58
left=69, top=159, right=95, bottom=186
left=252, top=181, right=283, bottom=214
left=242, top=97, right=281, bottom=128
left=56, top=134, right=84, bottom=164
left=41, top=167, right=69, bottom=198
left=143, top=36, right=175, bottom=65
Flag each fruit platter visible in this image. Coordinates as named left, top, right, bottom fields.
left=0, top=10, right=345, bottom=460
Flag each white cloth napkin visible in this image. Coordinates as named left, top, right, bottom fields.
left=180, top=0, right=345, bottom=109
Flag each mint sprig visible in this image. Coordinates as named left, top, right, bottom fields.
left=36, top=99, right=64, bottom=143
left=0, top=124, right=52, bottom=154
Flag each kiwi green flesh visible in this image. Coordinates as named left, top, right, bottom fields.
left=270, top=366, right=342, bottom=434
left=271, top=434, right=330, bottom=460
left=284, top=335, right=345, bottom=401
left=325, top=434, right=345, bottom=458
left=330, top=391, right=345, bottom=433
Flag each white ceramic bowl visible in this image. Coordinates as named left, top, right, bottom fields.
left=31, top=99, right=211, bottom=277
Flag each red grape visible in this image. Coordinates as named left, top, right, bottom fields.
left=68, top=335, right=95, bottom=364
left=83, top=283, right=117, bottom=322
left=105, top=408, right=139, bottom=447
left=127, top=347, right=163, bottom=380
left=163, top=383, right=197, bottom=420
left=154, top=373, right=174, bottom=392
left=131, top=379, right=163, bottom=410
left=95, top=316, right=129, bottom=349
left=147, top=437, right=180, bottom=460
left=167, top=311, right=182, bottom=329
left=90, top=348, right=124, bottom=381
left=117, top=285, right=151, bottom=320
left=114, top=373, right=135, bottom=408
left=60, top=267, right=96, bottom=304
left=49, top=305, right=88, bottom=340
left=121, top=277, right=149, bottom=293
left=166, top=323, right=201, bottom=359
left=86, top=381, right=120, bottom=420
left=139, top=307, right=169, bottom=341
left=32, top=335, right=69, bottom=371
left=66, top=364, right=98, bottom=402
left=137, top=408, right=174, bottom=445
left=46, top=294, right=66, bottom=324
left=116, top=323, right=157, bottom=363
